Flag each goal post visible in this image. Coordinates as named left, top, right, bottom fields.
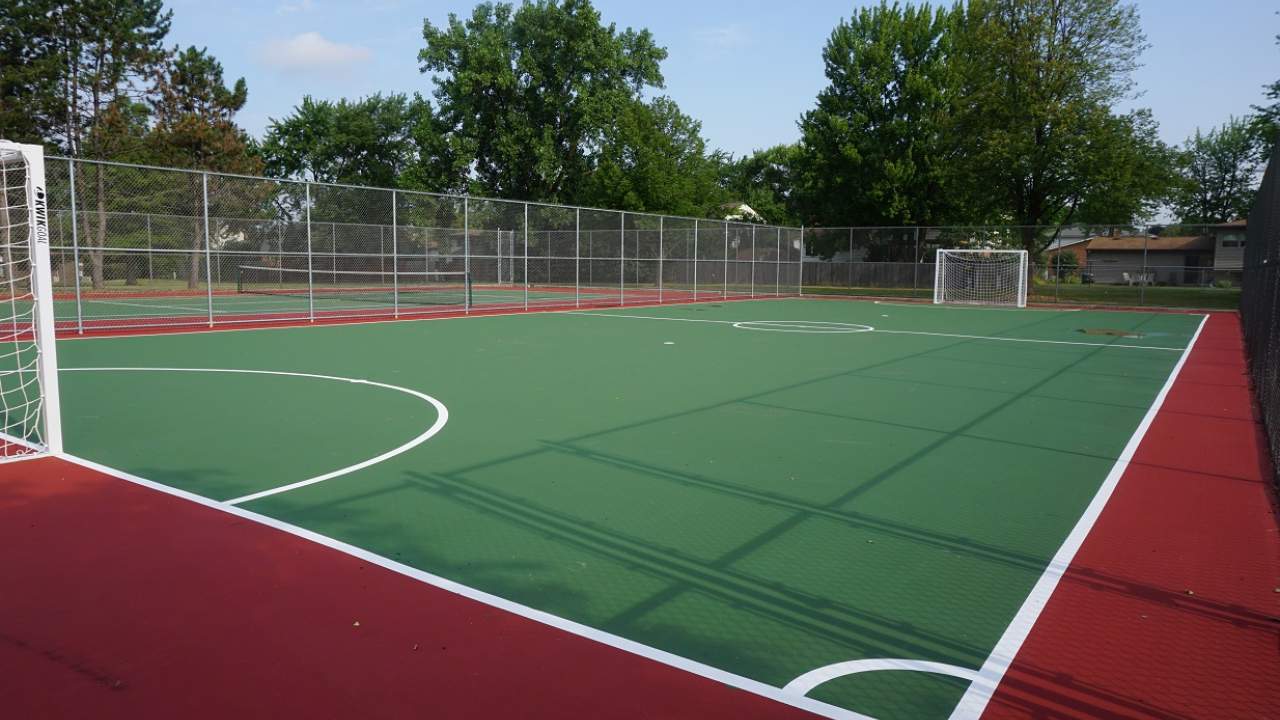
left=933, top=248, right=1029, bottom=308
left=0, top=141, right=62, bottom=458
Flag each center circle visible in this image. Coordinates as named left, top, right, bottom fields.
left=731, top=321, right=875, bottom=334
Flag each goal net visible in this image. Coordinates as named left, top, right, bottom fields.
left=933, top=249, right=1029, bottom=308
left=0, top=141, right=61, bottom=459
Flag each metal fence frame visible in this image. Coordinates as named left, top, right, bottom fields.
left=1242, top=138, right=1279, bottom=485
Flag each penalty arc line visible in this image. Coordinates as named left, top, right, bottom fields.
left=59, top=367, right=449, bottom=505
left=946, top=313, right=1209, bottom=719
left=785, top=658, right=981, bottom=697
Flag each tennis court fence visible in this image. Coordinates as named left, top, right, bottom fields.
left=1242, top=138, right=1279, bottom=485
left=41, top=157, right=1248, bottom=334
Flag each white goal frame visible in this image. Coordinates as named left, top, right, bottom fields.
left=0, top=141, right=62, bottom=458
left=933, top=248, right=1029, bottom=308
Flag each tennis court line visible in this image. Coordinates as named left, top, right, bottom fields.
left=946, top=313, right=1209, bottom=720
left=53, top=451, right=868, bottom=720
left=566, top=311, right=1187, bottom=351
left=60, top=367, right=450, bottom=506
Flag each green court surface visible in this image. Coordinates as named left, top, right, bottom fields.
left=55, top=298, right=1202, bottom=719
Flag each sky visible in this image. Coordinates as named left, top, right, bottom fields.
left=163, top=0, right=1280, bottom=158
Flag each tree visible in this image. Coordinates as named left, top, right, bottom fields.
left=0, top=0, right=63, bottom=143
left=796, top=2, right=958, bottom=227
left=146, top=46, right=260, bottom=289
left=949, top=0, right=1176, bottom=251
left=1252, top=29, right=1279, bottom=161
left=579, top=97, right=724, bottom=216
left=719, top=145, right=801, bottom=226
left=262, top=94, right=430, bottom=187
left=417, top=0, right=666, bottom=201
left=1170, top=117, right=1262, bottom=224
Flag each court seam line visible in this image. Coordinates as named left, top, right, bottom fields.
left=565, top=311, right=1187, bottom=351
left=945, top=312, right=1210, bottom=720
left=59, top=367, right=449, bottom=505
left=51, top=451, right=870, bottom=720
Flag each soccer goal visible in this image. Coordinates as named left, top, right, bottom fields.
left=933, top=249, right=1029, bottom=308
left=0, top=141, right=62, bottom=459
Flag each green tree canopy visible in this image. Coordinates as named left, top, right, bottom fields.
left=1171, top=117, right=1262, bottom=224
left=796, top=2, right=957, bottom=227
left=578, top=97, right=725, bottom=216
left=146, top=46, right=257, bottom=174
left=417, top=0, right=666, bottom=201
left=262, top=94, right=429, bottom=187
left=949, top=0, right=1174, bottom=249
left=719, top=145, right=801, bottom=226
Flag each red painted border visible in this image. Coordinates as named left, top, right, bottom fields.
left=0, top=457, right=814, bottom=719
left=982, top=313, right=1280, bottom=719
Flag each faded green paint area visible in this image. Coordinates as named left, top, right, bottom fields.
left=56, top=299, right=1201, bottom=719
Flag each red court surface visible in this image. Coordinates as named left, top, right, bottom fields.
left=1, top=311, right=1275, bottom=719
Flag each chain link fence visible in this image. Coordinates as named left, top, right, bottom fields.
left=43, top=157, right=808, bottom=332
left=1243, top=138, right=1278, bottom=486
left=43, top=156, right=1248, bottom=335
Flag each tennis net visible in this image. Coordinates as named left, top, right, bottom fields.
left=237, top=265, right=472, bottom=311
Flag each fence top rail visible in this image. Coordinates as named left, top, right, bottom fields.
left=50, top=155, right=806, bottom=235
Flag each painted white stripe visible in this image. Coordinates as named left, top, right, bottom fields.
left=60, top=367, right=449, bottom=505
left=569, top=311, right=1185, bottom=351
left=785, top=659, right=981, bottom=696
left=52, top=452, right=869, bottom=720
left=946, top=313, right=1210, bottom=720
left=872, top=300, right=1082, bottom=313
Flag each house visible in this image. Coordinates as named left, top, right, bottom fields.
left=1044, top=221, right=1246, bottom=285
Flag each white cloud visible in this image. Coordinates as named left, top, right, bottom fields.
left=277, top=0, right=315, bottom=14
left=260, top=32, right=371, bottom=72
left=695, top=24, right=751, bottom=52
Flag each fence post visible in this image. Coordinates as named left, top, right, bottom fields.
left=67, top=159, right=84, bottom=334
left=575, top=208, right=581, bottom=309
left=619, top=212, right=626, bottom=306
left=201, top=173, right=214, bottom=326
left=799, top=226, right=805, bottom=295
left=464, top=197, right=470, bottom=315
left=658, top=216, right=664, bottom=303
left=776, top=227, right=781, bottom=296
left=147, top=214, right=153, bottom=281
left=723, top=221, right=729, bottom=298
left=305, top=182, right=314, bottom=322
left=392, top=190, right=399, bottom=318
left=693, top=219, right=699, bottom=299
left=912, top=226, right=921, bottom=296
left=1140, top=231, right=1149, bottom=306
left=849, top=227, right=854, bottom=288
left=524, top=203, right=529, bottom=311
left=750, top=225, right=756, bottom=298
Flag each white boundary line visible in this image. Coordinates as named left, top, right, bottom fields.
left=51, top=451, right=868, bottom=720
left=61, top=367, right=449, bottom=505
left=946, top=313, right=1209, bottom=719
left=567, top=312, right=1186, bottom=351
left=872, top=300, right=1082, bottom=313
left=785, top=659, right=981, bottom=696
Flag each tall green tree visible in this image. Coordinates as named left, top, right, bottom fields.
left=949, top=0, right=1175, bottom=250
left=0, top=0, right=63, bottom=143
left=146, top=46, right=259, bottom=289
left=796, top=2, right=958, bottom=227
left=1252, top=29, right=1280, bottom=161
left=262, top=94, right=430, bottom=187
left=719, top=145, right=801, bottom=226
left=45, top=0, right=171, bottom=156
left=579, top=97, right=724, bottom=216
left=1171, top=117, right=1262, bottom=224
left=417, top=0, right=666, bottom=200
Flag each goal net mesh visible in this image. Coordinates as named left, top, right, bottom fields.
left=0, top=143, right=57, bottom=458
left=933, top=249, right=1028, bottom=308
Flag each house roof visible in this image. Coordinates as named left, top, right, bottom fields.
left=1086, top=235, right=1215, bottom=252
